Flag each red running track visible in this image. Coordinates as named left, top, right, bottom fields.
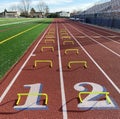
left=0, top=18, right=119, bottom=119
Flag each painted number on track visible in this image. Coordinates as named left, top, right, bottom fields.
left=74, top=82, right=118, bottom=110
left=14, top=83, right=48, bottom=110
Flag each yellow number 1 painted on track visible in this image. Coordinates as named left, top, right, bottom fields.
left=14, top=83, right=48, bottom=110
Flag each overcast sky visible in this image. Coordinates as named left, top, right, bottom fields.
left=0, top=0, right=110, bottom=13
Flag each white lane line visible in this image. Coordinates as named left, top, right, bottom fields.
left=0, top=24, right=51, bottom=103
left=63, top=24, right=120, bottom=94
left=107, top=36, right=118, bottom=38
left=68, top=24, right=120, bottom=57
left=56, top=23, right=68, bottom=119
left=88, top=30, right=120, bottom=45
left=82, top=22, right=120, bottom=38
left=82, top=23, right=120, bottom=45
left=102, top=36, right=120, bottom=45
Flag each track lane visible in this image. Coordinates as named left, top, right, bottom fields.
left=56, top=19, right=120, bottom=119
left=72, top=21, right=120, bottom=44
left=67, top=23, right=120, bottom=57
left=64, top=21, right=120, bottom=89
left=56, top=22, right=68, bottom=119
left=0, top=20, right=67, bottom=119
left=0, top=18, right=119, bottom=119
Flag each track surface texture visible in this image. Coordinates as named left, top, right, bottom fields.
left=0, top=18, right=120, bottom=119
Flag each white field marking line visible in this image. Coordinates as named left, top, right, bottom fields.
left=56, top=23, right=68, bottom=119
left=0, top=19, right=44, bottom=27
left=68, top=24, right=120, bottom=57
left=0, top=23, right=51, bottom=103
left=63, top=24, right=120, bottom=94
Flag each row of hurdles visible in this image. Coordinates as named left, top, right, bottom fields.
left=33, top=28, right=88, bottom=69
left=15, top=27, right=56, bottom=107
left=15, top=26, right=111, bottom=108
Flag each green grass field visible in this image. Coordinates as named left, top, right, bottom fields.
left=0, top=18, right=39, bottom=25
left=0, top=18, right=53, bottom=79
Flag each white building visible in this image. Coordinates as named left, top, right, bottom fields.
left=1, top=9, right=20, bottom=18
left=58, top=11, right=70, bottom=17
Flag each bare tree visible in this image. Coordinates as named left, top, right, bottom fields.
left=19, top=0, right=31, bottom=17
left=38, top=1, right=45, bottom=12
left=37, top=1, right=49, bottom=17
left=44, top=5, right=49, bottom=16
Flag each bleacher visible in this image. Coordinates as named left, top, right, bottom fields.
left=84, top=0, right=120, bottom=17
left=84, top=2, right=111, bottom=14
left=72, top=0, right=120, bottom=29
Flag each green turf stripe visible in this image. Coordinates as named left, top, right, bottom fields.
left=0, top=23, right=42, bottom=44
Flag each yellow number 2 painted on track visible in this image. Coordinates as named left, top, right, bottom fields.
left=74, top=82, right=118, bottom=110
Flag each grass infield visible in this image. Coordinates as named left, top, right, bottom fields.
left=0, top=18, right=53, bottom=79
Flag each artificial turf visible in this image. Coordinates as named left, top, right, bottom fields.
left=0, top=18, right=53, bottom=79
left=0, top=18, right=38, bottom=25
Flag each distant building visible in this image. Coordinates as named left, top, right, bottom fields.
left=0, top=9, right=20, bottom=18
left=57, top=11, right=70, bottom=17
left=0, top=12, right=4, bottom=17
left=30, top=11, right=43, bottom=18
left=29, top=8, right=44, bottom=18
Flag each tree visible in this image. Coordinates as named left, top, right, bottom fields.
left=44, top=5, right=49, bottom=17
left=37, top=1, right=49, bottom=17
left=38, top=1, right=45, bottom=12
left=19, top=0, right=31, bottom=17
left=47, top=13, right=60, bottom=18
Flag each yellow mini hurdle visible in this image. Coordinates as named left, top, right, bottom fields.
left=60, top=29, right=66, bottom=32
left=45, top=39, right=55, bottom=43
left=45, top=35, right=55, bottom=39
left=78, top=92, right=111, bottom=104
left=65, top=49, right=79, bottom=54
left=16, top=93, right=48, bottom=105
left=34, top=60, right=53, bottom=68
left=68, top=61, right=87, bottom=68
left=47, top=32, right=55, bottom=35
left=60, top=30, right=67, bottom=33
left=60, top=31, right=67, bottom=34
left=41, top=46, right=54, bottom=52
left=61, top=36, right=71, bottom=39
left=60, top=33, right=68, bottom=36
left=63, top=41, right=74, bottom=45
